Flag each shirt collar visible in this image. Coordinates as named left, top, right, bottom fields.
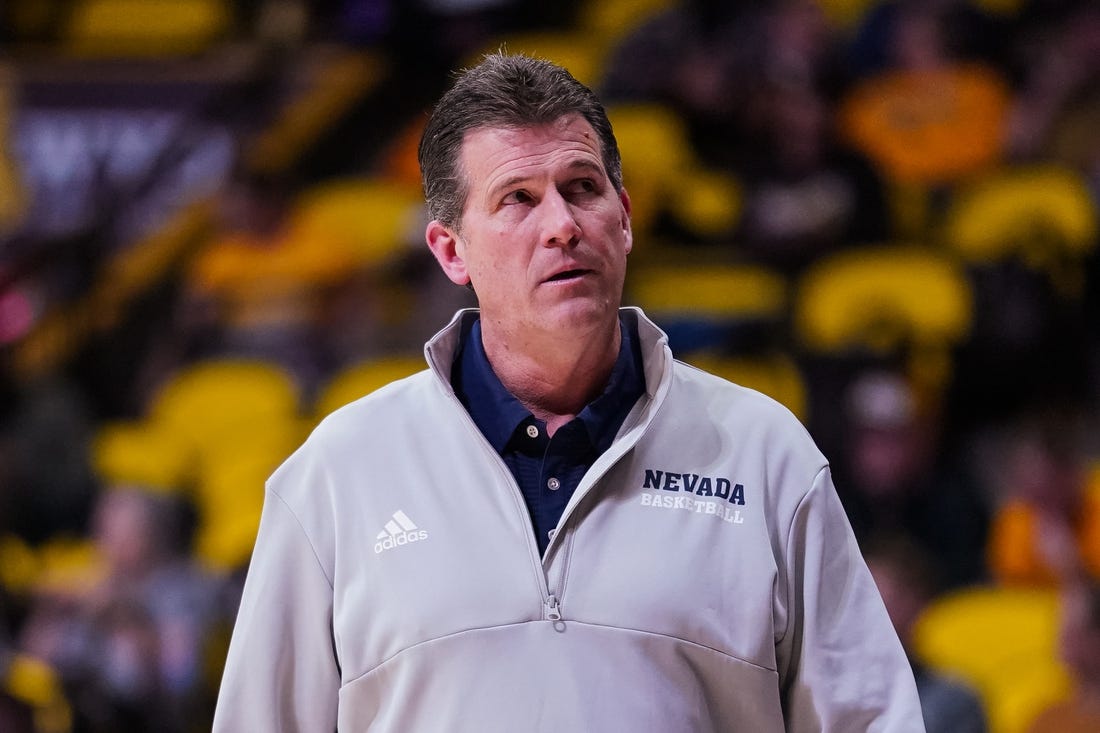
left=452, top=316, right=645, bottom=454
left=576, top=318, right=645, bottom=454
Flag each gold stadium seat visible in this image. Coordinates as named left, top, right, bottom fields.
left=315, top=355, right=424, bottom=422
left=2, top=652, right=72, bottom=733
left=610, top=104, right=693, bottom=233
left=289, top=178, right=424, bottom=268
left=628, top=262, right=787, bottom=323
left=665, top=167, right=744, bottom=241
left=92, top=419, right=192, bottom=494
left=146, top=359, right=306, bottom=570
left=986, top=664, right=1072, bottom=733
left=64, top=0, right=231, bottom=57
left=93, top=413, right=300, bottom=572
left=912, top=585, right=1070, bottom=733
left=607, top=103, right=741, bottom=240
left=794, top=246, right=973, bottom=353
left=0, top=534, right=38, bottom=595
left=792, top=245, right=972, bottom=352
left=191, top=426, right=302, bottom=571
left=626, top=261, right=786, bottom=353
left=26, top=537, right=105, bottom=599
left=684, top=352, right=808, bottom=422
left=793, top=246, right=972, bottom=386
left=940, top=165, right=1098, bottom=297
left=149, top=358, right=301, bottom=458
left=627, top=261, right=786, bottom=348
left=626, top=262, right=801, bottom=416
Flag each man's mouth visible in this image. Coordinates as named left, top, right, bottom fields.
left=545, top=269, right=589, bottom=283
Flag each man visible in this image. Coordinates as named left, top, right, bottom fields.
left=214, top=53, right=925, bottom=731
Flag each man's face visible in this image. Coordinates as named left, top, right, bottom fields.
left=427, top=114, right=632, bottom=342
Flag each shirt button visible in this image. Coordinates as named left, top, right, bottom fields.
left=547, top=477, right=561, bottom=491
left=547, top=529, right=557, bottom=541
left=526, top=425, right=539, bottom=438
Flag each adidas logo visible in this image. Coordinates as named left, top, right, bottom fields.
left=374, top=510, right=428, bottom=554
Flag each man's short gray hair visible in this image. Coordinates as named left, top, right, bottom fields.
left=418, top=52, right=623, bottom=229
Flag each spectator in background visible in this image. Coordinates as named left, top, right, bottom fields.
left=599, top=0, right=767, bottom=173
left=601, top=0, right=884, bottom=268
left=837, top=0, right=1011, bottom=199
left=1027, top=577, right=1100, bottom=732
left=726, top=0, right=888, bottom=274
left=89, top=489, right=222, bottom=708
left=735, top=74, right=890, bottom=274
left=833, top=368, right=991, bottom=591
left=71, top=598, right=170, bottom=733
left=602, top=0, right=849, bottom=173
left=0, top=378, right=98, bottom=547
left=846, top=0, right=1007, bottom=81
left=180, top=171, right=358, bottom=398
left=19, top=487, right=223, bottom=733
left=1005, top=2, right=1100, bottom=165
left=866, top=536, right=989, bottom=733
left=986, top=409, right=1100, bottom=586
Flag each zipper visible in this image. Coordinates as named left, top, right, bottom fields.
left=541, top=398, right=652, bottom=604
left=436, top=380, right=562, bottom=620
left=544, top=593, right=562, bottom=621
left=540, top=397, right=657, bottom=623
left=428, top=331, right=660, bottom=628
left=544, top=392, right=652, bottom=559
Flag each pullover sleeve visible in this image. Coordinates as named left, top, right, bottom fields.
left=213, top=487, right=340, bottom=732
left=776, top=467, right=926, bottom=732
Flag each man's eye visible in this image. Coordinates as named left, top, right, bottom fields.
left=504, top=190, right=533, bottom=204
left=568, top=179, right=597, bottom=195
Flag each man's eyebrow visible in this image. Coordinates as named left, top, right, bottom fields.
left=490, top=174, right=532, bottom=197
left=564, top=159, right=605, bottom=177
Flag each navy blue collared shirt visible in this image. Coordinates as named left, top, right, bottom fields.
left=452, top=316, right=646, bottom=555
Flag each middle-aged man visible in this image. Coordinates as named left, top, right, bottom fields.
left=213, top=52, right=926, bottom=731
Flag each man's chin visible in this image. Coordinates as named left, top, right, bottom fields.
left=537, top=298, right=618, bottom=332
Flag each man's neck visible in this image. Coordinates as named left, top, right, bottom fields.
left=481, top=317, right=621, bottom=436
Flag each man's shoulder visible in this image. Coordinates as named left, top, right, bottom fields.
left=669, top=359, right=799, bottom=425
left=296, top=368, right=441, bottom=462
left=314, top=368, right=436, bottom=435
left=664, top=358, right=825, bottom=466
left=268, top=368, right=442, bottom=498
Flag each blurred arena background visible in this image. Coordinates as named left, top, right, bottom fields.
left=0, top=1, right=1097, bottom=731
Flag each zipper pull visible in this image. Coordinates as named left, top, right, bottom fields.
left=545, top=594, right=562, bottom=621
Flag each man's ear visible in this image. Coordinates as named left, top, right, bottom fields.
left=619, top=187, right=633, bottom=255
left=425, top=220, right=471, bottom=286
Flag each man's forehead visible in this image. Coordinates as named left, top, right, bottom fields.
left=459, top=116, right=603, bottom=177
left=462, top=114, right=597, bottom=152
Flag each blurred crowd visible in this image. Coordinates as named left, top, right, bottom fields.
left=0, top=0, right=1098, bottom=731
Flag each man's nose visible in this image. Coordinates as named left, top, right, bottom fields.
left=541, top=189, right=581, bottom=248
